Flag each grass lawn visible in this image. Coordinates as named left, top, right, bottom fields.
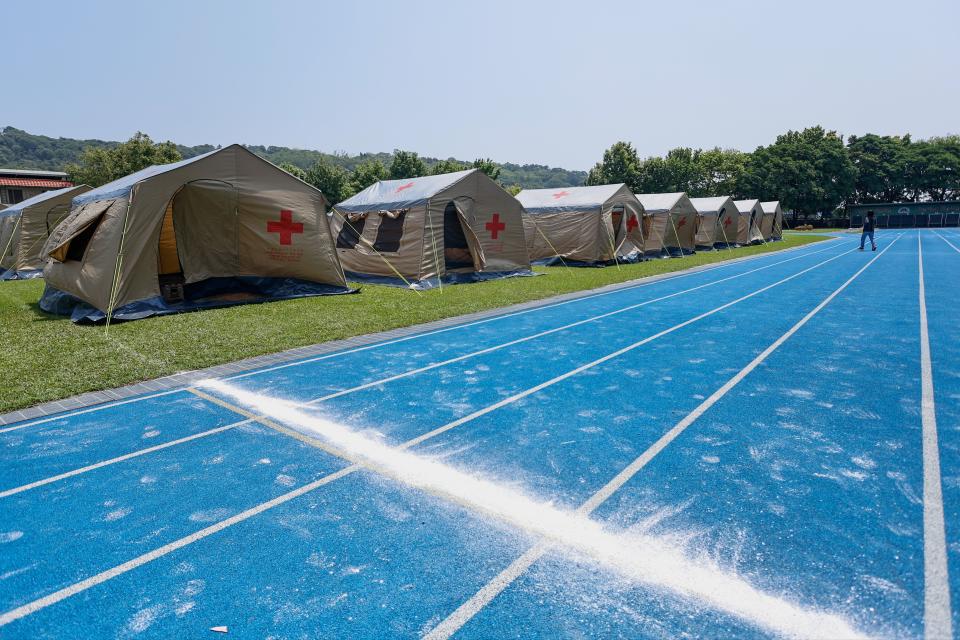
left=0, top=235, right=827, bottom=414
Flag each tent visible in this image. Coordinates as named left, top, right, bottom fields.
left=733, top=199, right=765, bottom=245
left=762, top=201, right=784, bottom=240
left=517, top=184, right=645, bottom=265
left=636, top=192, right=697, bottom=257
left=40, top=145, right=352, bottom=323
left=331, top=169, right=530, bottom=287
left=689, top=196, right=739, bottom=249
left=0, top=185, right=92, bottom=280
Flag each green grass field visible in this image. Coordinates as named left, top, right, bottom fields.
left=784, top=228, right=849, bottom=234
left=0, top=235, right=827, bottom=414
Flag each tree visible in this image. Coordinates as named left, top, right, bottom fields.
left=431, top=158, right=469, bottom=175
left=346, top=159, right=389, bottom=197
left=911, top=136, right=960, bottom=201
left=738, top=126, right=855, bottom=219
left=278, top=162, right=308, bottom=182
left=65, top=132, right=181, bottom=187
left=305, top=157, right=350, bottom=207
left=389, top=149, right=426, bottom=179
left=691, top=148, right=748, bottom=196
left=472, top=158, right=501, bottom=181
left=846, top=134, right=911, bottom=203
left=585, top=141, right=641, bottom=189
left=504, top=184, right=523, bottom=196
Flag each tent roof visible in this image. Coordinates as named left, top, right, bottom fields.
left=73, top=146, right=231, bottom=205
left=761, top=201, right=781, bottom=213
left=734, top=199, right=761, bottom=213
left=516, top=184, right=630, bottom=213
left=336, top=170, right=475, bottom=213
left=636, top=192, right=688, bottom=214
left=689, top=196, right=734, bottom=214
left=0, top=185, right=87, bottom=218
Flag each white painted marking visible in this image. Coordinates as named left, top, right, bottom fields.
left=1, top=238, right=839, bottom=433
left=917, top=234, right=954, bottom=640
left=0, top=422, right=248, bottom=499
left=425, top=236, right=900, bottom=639
left=0, top=244, right=846, bottom=495
left=0, top=243, right=853, bottom=627
left=0, top=389, right=182, bottom=434
left=934, top=231, right=960, bottom=254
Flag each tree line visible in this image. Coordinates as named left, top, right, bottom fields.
left=587, top=126, right=960, bottom=218
left=0, top=126, right=585, bottom=191
left=62, top=134, right=513, bottom=207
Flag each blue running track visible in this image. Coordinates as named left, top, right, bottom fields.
left=0, top=230, right=956, bottom=639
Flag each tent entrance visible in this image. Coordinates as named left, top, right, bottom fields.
left=158, top=180, right=240, bottom=303
left=442, top=201, right=476, bottom=272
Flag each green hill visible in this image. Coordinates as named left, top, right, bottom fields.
left=0, top=127, right=586, bottom=189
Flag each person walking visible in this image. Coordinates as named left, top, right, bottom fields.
left=859, top=211, right=877, bottom=251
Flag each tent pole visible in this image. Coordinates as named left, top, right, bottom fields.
left=104, top=196, right=135, bottom=335
left=0, top=217, right=21, bottom=270
left=426, top=206, right=443, bottom=293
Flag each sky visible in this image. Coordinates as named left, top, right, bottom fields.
left=6, top=0, right=958, bottom=170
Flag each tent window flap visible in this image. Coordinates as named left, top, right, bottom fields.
left=336, top=214, right=367, bottom=249
left=373, top=211, right=406, bottom=253
left=46, top=200, right=114, bottom=263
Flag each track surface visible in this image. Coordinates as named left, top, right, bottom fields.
left=1, top=230, right=957, bottom=639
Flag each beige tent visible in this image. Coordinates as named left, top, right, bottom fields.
left=40, top=145, right=351, bottom=322
left=0, top=185, right=92, bottom=280
left=517, top=184, right=645, bottom=265
left=762, top=201, right=784, bottom=240
left=734, top=199, right=765, bottom=245
left=689, top=196, right=739, bottom=249
left=331, top=169, right=530, bottom=287
left=636, top=192, right=697, bottom=256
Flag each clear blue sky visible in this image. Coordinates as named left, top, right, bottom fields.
left=7, top=0, right=958, bottom=170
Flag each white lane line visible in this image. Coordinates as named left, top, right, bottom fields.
left=0, top=244, right=855, bottom=628
left=1, top=238, right=839, bottom=433
left=918, top=234, right=954, bottom=640
left=0, top=389, right=183, bottom=434
left=934, top=231, right=960, bottom=254
left=0, top=422, right=250, bottom=499
left=424, top=236, right=901, bottom=640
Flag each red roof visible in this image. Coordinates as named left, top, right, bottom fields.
left=0, top=178, right=74, bottom=188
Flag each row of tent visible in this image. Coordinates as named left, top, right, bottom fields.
left=0, top=145, right=783, bottom=323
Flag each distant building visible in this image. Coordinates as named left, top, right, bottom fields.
left=847, top=201, right=960, bottom=228
left=0, top=168, right=74, bottom=206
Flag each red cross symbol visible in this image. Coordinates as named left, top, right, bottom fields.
left=485, top=213, right=506, bottom=239
left=552, top=190, right=570, bottom=199
left=395, top=181, right=415, bottom=193
left=626, top=215, right=639, bottom=232
left=267, top=210, right=304, bottom=245
left=724, top=217, right=733, bottom=227
left=677, top=217, right=687, bottom=227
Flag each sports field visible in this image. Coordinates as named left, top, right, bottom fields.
left=1, top=230, right=956, bottom=639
